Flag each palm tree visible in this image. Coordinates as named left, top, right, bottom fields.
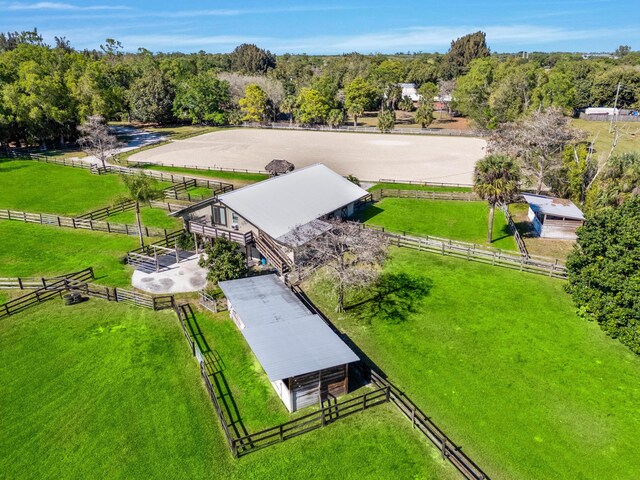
left=120, top=173, right=164, bottom=247
left=474, top=154, right=521, bottom=243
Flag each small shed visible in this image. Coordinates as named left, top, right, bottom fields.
left=265, top=159, right=294, bottom=176
left=218, top=275, right=359, bottom=412
left=522, top=194, right=585, bottom=240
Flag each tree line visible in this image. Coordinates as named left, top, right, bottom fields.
left=2, top=29, right=638, bottom=149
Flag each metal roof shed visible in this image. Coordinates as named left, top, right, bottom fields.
left=521, top=194, right=585, bottom=240
left=218, top=274, right=359, bottom=411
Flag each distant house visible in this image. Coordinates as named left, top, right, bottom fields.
left=265, top=159, right=294, bottom=176
left=585, top=107, right=620, bottom=116
left=522, top=194, right=585, bottom=240
left=400, top=83, right=421, bottom=102
left=170, top=164, right=369, bottom=273
left=218, top=274, right=359, bottom=412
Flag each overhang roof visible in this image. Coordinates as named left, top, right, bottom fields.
left=522, top=194, right=585, bottom=221
left=218, top=275, right=359, bottom=381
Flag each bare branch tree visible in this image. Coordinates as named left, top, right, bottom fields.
left=488, top=107, right=583, bottom=194
left=77, top=116, right=123, bottom=169
left=292, top=220, right=389, bottom=313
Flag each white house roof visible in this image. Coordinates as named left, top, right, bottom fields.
left=217, top=163, right=367, bottom=242
left=400, top=83, right=421, bottom=101
left=522, top=194, right=585, bottom=221
left=218, top=275, right=359, bottom=381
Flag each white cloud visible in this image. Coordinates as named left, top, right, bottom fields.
left=2, top=1, right=131, bottom=11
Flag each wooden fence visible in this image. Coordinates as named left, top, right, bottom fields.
left=376, top=178, right=473, bottom=188
left=500, top=204, right=529, bottom=257
left=0, top=208, right=172, bottom=239
left=369, top=370, right=489, bottom=480
left=360, top=224, right=567, bottom=279
left=232, top=386, right=391, bottom=456
left=76, top=199, right=189, bottom=222
left=373, top=189, right=479, bottom=201
left=199, top=290, right=227, bottom=314
left=124, top=160, right=270, bottom=176
left=62, top=281, right=175, bottom=310
left=0, top=268, right=94, bottom=318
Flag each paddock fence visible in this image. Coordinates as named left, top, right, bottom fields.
left=0, top=268, right=94, bottom=318
left=500, top=204, right=529, bottom=257
left=369, top=370, right=489, bottom=480
left=235, top=121, right=487, bottom=138
left=360, top=224, right=567, bottom=278
left=62, top=280, right=175, bottom=310
left=0, top=208, right=173, bottom=239
left=123, top=160, right=270, bottom=176
left=374, top=178, right=473, bottom=188
left=76, top=199, right=189, bottom=222
left=373, top=189, right=480, bottom=201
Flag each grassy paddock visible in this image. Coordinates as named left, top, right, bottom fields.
left=572, top=118, right=640, bottom=156
left=0, top=159, right=129, bottom=216
left=0, top=221, right=139, bottom=287
left=359, top=197, right=517, bottom=250
left=0, top=299, right=458, bottom=479
left=306, top=248, right=640, bottom=479
left=134, top=164, right=269, bottom=185
left=369, top=182, right=472, bottom=193
left=107, top=207, right=182, bottom=229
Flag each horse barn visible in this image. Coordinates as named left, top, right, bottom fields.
left=522, top=194, right=585, bottom=240
left=170, top=163, right=369, bottom=274
left=218, top=274, right=359, bottom=412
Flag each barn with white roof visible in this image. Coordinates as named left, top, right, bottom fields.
left=170, top=164, right=369, bottom=273
left=218, top=274, right=359, bottom=412
left=522, top=194, right=585, bottom=240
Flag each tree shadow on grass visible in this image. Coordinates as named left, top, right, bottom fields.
left=347, top=272, right=433, bottom=324
left=492, top=223, right=515, bottom=243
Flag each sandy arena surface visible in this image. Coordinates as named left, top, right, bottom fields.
left=130, top=129, right=487, bottom=184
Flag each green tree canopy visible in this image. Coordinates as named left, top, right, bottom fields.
left=377, top=109, right=395, bottom=133
left=566, top=197, right=640, bottom=354
left=198, top=238, right=247, bottom=283
left=440, top=31, right=490, bottom=80
left=344, top=76, right=378, bottom=126
left=296, top=88, right=330, bottom=125
left=238, top=83, right=269, bottom=123
left=173, top=72, right=229, bottom=125
left=127, top=70, right=174, bottom=123
left=230, top=43, right=276, bottom=74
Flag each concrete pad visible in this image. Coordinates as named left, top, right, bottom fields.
left=130, top=129, right=486, bottom=185
left=132, top=253, right=207, bottom=294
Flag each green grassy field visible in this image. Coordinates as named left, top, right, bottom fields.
left=0, top=221, right=138, bottom=287
left=107, top=207, right=182, bottom=229
left=572, top=119, right=640, bottom=157
left=0, top=159, right=129, bottom=216
left=369, top=182, right=473, bottom=193
left=134, top=164, right=269, bottom=186
left=0, top=299, right=457, bottom=479
left=359, top=198, right=517, bottom=250
left=306, top=248, right=640, bottom=480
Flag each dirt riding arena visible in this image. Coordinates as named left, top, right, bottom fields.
left=130, top=129, right=487, bottom=184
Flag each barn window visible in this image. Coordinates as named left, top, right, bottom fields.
left=212, top=206, right=227, bottom=226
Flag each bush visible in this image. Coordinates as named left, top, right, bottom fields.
left=198, top=237, right=247, bottom=283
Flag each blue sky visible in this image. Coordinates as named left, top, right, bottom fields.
left=1, top=0, right=639, bottom=54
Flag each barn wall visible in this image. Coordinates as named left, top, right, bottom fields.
left=541, top=219, right=582, bottom=240
left=528, top=207, right=543, bottom=236
left=271, top=379, right=293, bottom=412
left=290, top=364, right=349, bottom=412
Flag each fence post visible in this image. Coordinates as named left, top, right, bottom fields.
left=441, top=438, right=447, bottom=459
left=386, top=386, right=391, bottom=402
left=72, top=218, right=76, bottom=229
left=411, top=406, right=416, bottom=428
left=18, top=277, right=23, bottom=290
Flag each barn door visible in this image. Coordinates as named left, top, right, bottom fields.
left=291, top=372, right=320, bottom=411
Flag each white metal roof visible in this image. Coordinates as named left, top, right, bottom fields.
left=218, top=275, right=359, bottom=381
left=217, top=164, right=367, bottom=241
left=522, top=194, right=585, bottom=220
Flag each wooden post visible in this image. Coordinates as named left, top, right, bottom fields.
left=441, top=438, right=447, bottom=459
left=175, top=240, right=179, bottom=264
left=18, top=277, right=23, bottom=290
left=411, top=406, right=416, bottom=428
left=113, top=288, right=118, bottom=302
left=194, top=232, right=199, bottom=254
left=279, top=424, right=284, bottom=441
left=155, top=248, right=159, bottom=273
left=72, top=218, right=76, bottom=228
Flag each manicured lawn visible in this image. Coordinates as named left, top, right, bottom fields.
left=572, top=119, right=640, bottom=156
left=369, top=182, right=472, bottom=192
left=359, top=198, right=517, bottom=250
left=0, top=159, right=129, bottom=216
left=0, top=299, right=457, bottom=479
left=0, top=221, right=139, bottom=287
left=135, top=164, right=269, bottom=186
left=107, top=207, right=182, bottom=230
left=306, top=248, right=640, bottom=480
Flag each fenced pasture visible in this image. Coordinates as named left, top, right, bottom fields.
left=128, top=128, right=486, bottom=184
left=0, top=221, right=140, bottom=287
left=0, top=292, right=458, bottom=479
left=305, top=248, right=640, bottom=480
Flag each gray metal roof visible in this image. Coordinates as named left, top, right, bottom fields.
left=218, top=275, right=311, bottom=329
left=522, top=194, right=585, bottom=221
left=218, top=275, right=359, bottom=381
left=217, top=164, right=367, bottom=241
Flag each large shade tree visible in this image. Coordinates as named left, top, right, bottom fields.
left=77, top=115, right=123, bottom=169
left=473, top=154, right=521, bottom=243
left=293, top=220, right=388, bottom=313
